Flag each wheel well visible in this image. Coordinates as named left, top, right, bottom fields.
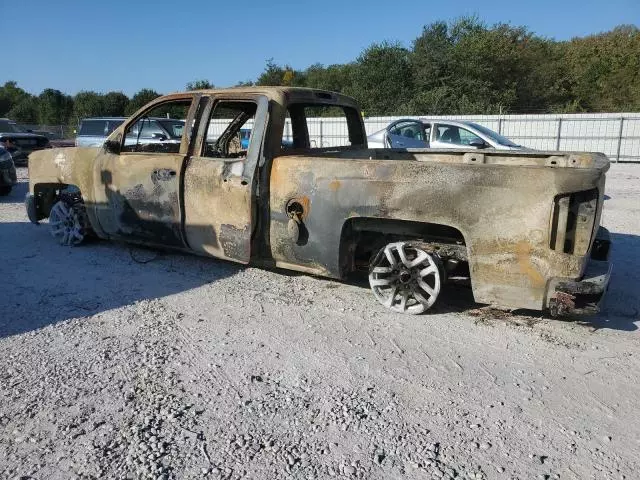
left=33, top=183, right=81, bottom=220
left=339, top=217, right=469, bottom=277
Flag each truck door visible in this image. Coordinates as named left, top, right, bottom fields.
left=182, top=95, right=268, bottom=263
left=268, top=101, right=369, bottom=278
left=96, top=94, right=199, bottom=247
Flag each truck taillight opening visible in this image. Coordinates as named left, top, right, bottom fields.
left=550, top=189, right=599, bottom=256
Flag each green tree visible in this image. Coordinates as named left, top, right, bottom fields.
left=103, top=92, right=129, bottom=116
left=8, top=97, right=40, bottom=123
left=409, top=17, right=556, bottom=114
left=304, top=63, right=354, bottom=92
left=0, top=81, right=32, bottom=117
left=72, top=91, right=105, bottom=123
left=125, top=89, right=161, bottom=116
left=564, top=25, right=640, bottom=111
left=255, top=59, right=307, bottom=87
left=1, top=21, right=638, bottom=121
left=186, top=80, right=214, bottom=90
left=38, top=88, right=74, bottom=125
left=347, top=42, right=414, bottom=115
left=256, top=59, right=286, bottom=85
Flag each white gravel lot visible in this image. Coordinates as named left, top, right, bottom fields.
left=1, top=165, right=639, bottom=480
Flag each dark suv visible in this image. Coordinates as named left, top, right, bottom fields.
left=0, top=146, right=17, bottom=196
left=75, top=117, right=126, bottom=147
left=0, top=118, right=51, bottom=165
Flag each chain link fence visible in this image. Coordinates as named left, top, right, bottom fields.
left=19, top=124, right=76, bottom=140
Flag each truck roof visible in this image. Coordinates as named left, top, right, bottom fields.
left=164, top=87, right=361, bottom=109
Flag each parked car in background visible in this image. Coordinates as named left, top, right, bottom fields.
left=76, top=116, right=185, bottom=149
left=0, top=118, right=52, bottom=165
left=123, top=117, right=185, bottom=149
left=76, top=117, right=126, bottom=147
left=367, top=118, right=526, bottom=150
left=0, top=146, right=17, bottom=196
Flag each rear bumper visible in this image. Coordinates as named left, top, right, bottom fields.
left=548, top=227, right=612, bottom=316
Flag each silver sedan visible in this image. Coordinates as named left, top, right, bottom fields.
left=367, top=118, right=526, bottom=150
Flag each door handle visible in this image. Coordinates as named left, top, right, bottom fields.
left=153, top=169, right=176, bottom=181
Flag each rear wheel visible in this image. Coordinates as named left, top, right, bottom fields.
left=48, top=194, right=91, bottom=246
left=369, top=241, right=443, bottom=314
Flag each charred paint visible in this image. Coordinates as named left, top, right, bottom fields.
left=328, top=179, right=341, bottom=192
left=220, top=224, right=251, bottom=262
left=515, top=240, right=546, bottom=288
left=268, top=149, right=608, bottom=309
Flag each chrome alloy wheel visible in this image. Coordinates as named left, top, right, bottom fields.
left=369, top=242, right=442, bottom=314
left=49, top=199, right=88, bottom=246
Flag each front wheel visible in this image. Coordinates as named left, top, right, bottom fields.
left=48, top=195, right=91, bottom=246
left=369, top=242, right=443, bottom=314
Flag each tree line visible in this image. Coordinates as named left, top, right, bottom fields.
left=1, top=17, right=638, bottom=126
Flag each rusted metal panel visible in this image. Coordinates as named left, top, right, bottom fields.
left=268, top=151, right=607, bottom=310
left=182, top=157, right=252, bottom=262
left=87, top=93, right=200, bottom=246
left=27, top=146, right=108, bottom=237
left=28, top=147, right=97, bottom=199
left=96, top=153, right=185, bottom=246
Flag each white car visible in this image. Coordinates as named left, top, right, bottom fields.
left=367, top=118, right=526, bottom=150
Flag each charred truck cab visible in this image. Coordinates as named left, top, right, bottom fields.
left=25, top=87, right=612, bottom=316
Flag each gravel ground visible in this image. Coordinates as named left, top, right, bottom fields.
left=1, top=165, right=639, bottom=480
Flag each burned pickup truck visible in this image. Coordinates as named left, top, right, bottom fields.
left=25, top=87, right=612, bottom=316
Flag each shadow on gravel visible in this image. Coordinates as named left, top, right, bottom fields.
left=0, top=220, right=244, bottom=339
left=478, top=232, right=640, bottom=333
left=346, top=273, right=479, bottom=315
left=463, top=232, right=640, bottom=333
left=573, top=232, right=640, bottom=332
left=0, top=179, right=28, bottom=204
left=2, top=216, right=638, bottom=337
left=348, top=233, right=640, bottom=331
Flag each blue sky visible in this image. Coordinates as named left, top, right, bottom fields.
left=3, top=0, right=638, bottom=96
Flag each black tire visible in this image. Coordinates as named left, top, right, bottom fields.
left=0, top=186, right=11, bottom=196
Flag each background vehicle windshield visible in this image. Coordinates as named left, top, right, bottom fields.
left=79, top=120, right=106, bottom=136
left=0, top=120, right=26, bottom=133
left=469, top=122, right=519, bottom=147
left=78, top=119, right=124, bottom=136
